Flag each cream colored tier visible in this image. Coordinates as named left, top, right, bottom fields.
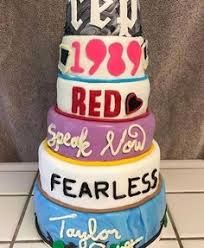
left=38, top=140, right=161, bottom=212
left=58, top=36, right=148, bottom=79
left=57, top=76, right=150, bottom=120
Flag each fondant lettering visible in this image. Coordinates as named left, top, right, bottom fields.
left=100, top=124, right=146, bottom=157
left=51, top=173, right=61, bottom=191
left=113, top=181, right=126, bottom=200
left=49, top=214, right=77, bottom=239
left=128, top=177, right=141, bottom=197
left=86, top=39, right=107, bottom=75
left=68, top=39, right=143, bottom=76
left=90, top=0, right=113, bottom=29
left=104, top=90, right=121, bottom=117
left=47, top=123, right=92, bottom=158
left=95, top=182, right=109, bottom=199
left=118, top=0, right=138, bottom=36
left=79, top=182, right=93, bottom=198
left=151, top=169, right=158, bottom=189
left=49, top=215, right=121, bottom=248
left=141, top=173, right=151, bottom=194
left=72, top=87, right=86, bottom=115
left=71, top=41, right=84, bottom=73
left=127, top=41, right=142, bottom=75
left=49, top=168, right=159, bottom=201
left=63, top=178, right=77, bottom=198
left=68, top=0, right=138, bottom=36
left=107, top=43, right=125, bottom=76
left=69, top=0, right=84, bottom=30
left=72, top=87, right=121, bottom=117
left=89, top=90, right=101, bottom=117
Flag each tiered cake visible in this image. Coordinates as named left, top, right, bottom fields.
left=33, top=0, right=167, bottom=247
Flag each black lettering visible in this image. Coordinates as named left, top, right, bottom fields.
left=95, top=181, right=109, bottom=199
left=128, top=177, right=141, bottom=197
left=63, top=178, right=77, bottom=198
left=151, top=169, right=158, bottom=189
left=79, top=182, right=93, bottom=198
left=142, top=173, right=151, bottom=193
left=113, top=181, right=126, bottom=200
left=51, top=173, right=61, bottom=191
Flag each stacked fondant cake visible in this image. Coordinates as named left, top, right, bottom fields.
left=34, top=0, right=167, bottom=247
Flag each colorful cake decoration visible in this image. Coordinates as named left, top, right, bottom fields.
left=57, top=76, right=150, bottom=120
left=58, top=36, right=148, bottom=78
left=52, top=240, right=65, bottom=248
left=64, top=0, right=142, bottom=36
left=33, top=0, right=167, bottom=247
left=125, top=93, right=143, bottom=115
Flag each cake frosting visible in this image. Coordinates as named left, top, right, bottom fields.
left=58, top=36, right=148, bottom=79
left=33, top=0, right=167, bottom=247
left=34, top=182, right=166, bottom=248
left=64, top=0, right=142, bottom=36
left=47, top=107, right=155, bottom=160
left=38, top=140, right=160, bottom=211
left=57, top=75, right=150, bottom=120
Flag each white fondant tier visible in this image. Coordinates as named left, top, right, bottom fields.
left=38, top=140, right=161, bottom=212
left=57, top=76, right=150, bottom=121
left=58, top=36, right=148, bottom=79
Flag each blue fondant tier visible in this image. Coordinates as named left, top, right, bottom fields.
left=34, top=182, right=166, bottom=248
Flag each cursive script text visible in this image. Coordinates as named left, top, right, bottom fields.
left=47, top=123, right=92, bottom=158
left=49, top=214, right=121, bottom=248
left=100, top=124, right=146, bottom=157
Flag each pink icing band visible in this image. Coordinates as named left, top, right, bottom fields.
left=47, top=107, right=155, bottom=161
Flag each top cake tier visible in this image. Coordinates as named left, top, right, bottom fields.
left=64, top=0, right=142, bottom=37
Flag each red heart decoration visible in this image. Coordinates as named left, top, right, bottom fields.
left=126, top=93, right=143, bottom=115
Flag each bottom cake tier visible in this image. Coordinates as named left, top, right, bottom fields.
left=34, top=182, right=167, bottom=248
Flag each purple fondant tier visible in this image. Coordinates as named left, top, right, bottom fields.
left=47, top=106, right=155, bottom=161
